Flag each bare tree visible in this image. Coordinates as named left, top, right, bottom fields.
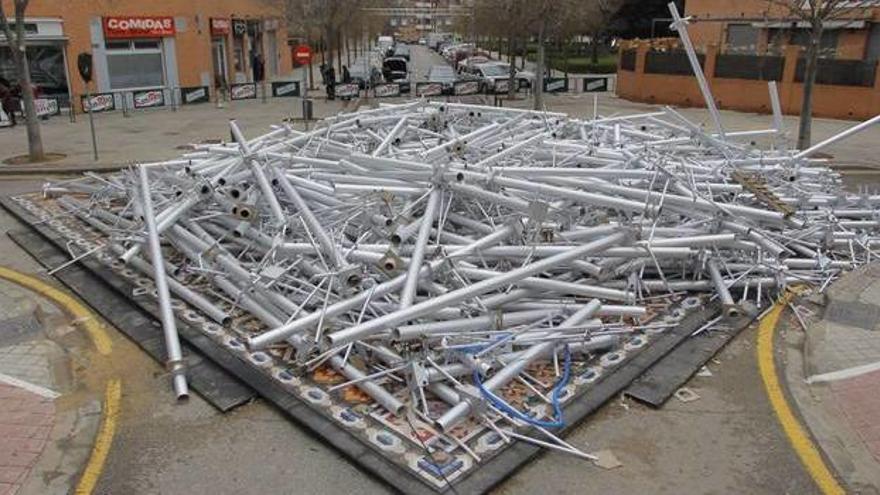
left=281, top=0, right=368, bottom=75
left=585, top=0, right=625, bottom=65
left=528, top=0, right=576, bottom=110
left=470, top=0, right=622, bottom=107
left=767, top=0, right=874, bottom=149
left=471, top=0, right=527, bottom=97
left=0, top=0, right=45, bottom=162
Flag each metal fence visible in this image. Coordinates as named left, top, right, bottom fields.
left=714, top=54, right=784, bottom=81
left=795, top=58, right=877, bottom=87
left=645, top=50, right=705, bottom=76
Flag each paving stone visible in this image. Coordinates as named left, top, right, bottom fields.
left=0, top=467, right=26, bottom=484
left=825, top=300, right=880, bottom=331
left=832, top=369, right=880, bottom=464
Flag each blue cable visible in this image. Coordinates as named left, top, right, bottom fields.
left=472, top=344, right=572, bottom=429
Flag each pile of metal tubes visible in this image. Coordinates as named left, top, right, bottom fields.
left=41, top=100, right=880, bottom=458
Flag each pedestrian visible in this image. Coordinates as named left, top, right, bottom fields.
left=326, top=65, right=336, bottom=100
left=0, top=77, right=17, bottom=127
left=342, top=65, right=351, bottom=84
left=319, top=63, right=328, bottom=87
left=252, top=52, right=265, bottom=82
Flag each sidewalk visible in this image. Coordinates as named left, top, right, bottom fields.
left=0, top=96, right=352, bottom=174
left=807, top=265, right=880, bottom=464
left=0, top=277, right=102, bottom=495
left=2, top=92, right=880, bottom=174
left=780, top=265, right=880, bottom=492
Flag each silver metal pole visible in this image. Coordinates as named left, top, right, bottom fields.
left=400, top=188, right=441, bottom=308
left=668, top=2, right=725, bottom=139
left=138, top=165, right=189, bottom=401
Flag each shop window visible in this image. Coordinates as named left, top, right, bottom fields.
left=0, top=44, right=69, bottom=99
left=105, top=40, right=130, bottom=50
left=133, top=40, right=161, bottom=50
left=233, top=36, right=245, bottom=72
left=105, top=39, right=165, bottom=89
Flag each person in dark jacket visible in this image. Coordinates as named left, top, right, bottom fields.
left=0, top=78, right=17, bottom=126
left=319, top=63, right=328, bottom=87
left=252, top=52, right=265, bottom=82
left=326, top=65, right=336, bottom=100
left=342, top=65, right=351, bottom=84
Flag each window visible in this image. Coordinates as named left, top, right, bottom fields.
left=790, top=29, right=840, bottom=58
left=105, top=39, right=164, bottom=89
left=766, top=28, right=839, bottom=57
left=866, top=23, right=880, bottom=61
left=233, top=35, right=245, bottom=72
left=726, top=24, right=758, bottom=53
left=0, top=44, right=69, bottom=99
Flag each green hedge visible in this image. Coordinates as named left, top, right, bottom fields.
left=546, top=56, right=617, bottom=74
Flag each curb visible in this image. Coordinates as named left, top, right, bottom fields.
left=0, top=164, right=128, bottom=176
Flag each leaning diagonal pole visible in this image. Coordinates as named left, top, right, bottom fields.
left=668, top=2, right=725, bottom=139
left=138, top=165, right=189, bottom=401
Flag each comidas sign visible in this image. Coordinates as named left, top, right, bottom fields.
left=81, top=93, right=115, bottom=112
left=271, top=81, right=300, bottom=97
left=374, top=83, right=401, bottom=98
left=33, top=98, right=60, bottom=117
left=133, top=90, right=165, bottom=109
left=104, top=16, right=175, bottom=38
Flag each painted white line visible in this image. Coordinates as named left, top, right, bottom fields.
left=0, top=372, right=61, bottom=399
left=806, top=361, right=880, bottom=384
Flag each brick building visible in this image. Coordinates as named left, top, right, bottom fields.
left=686, top=0, right=880, bottom=60
left=0, top=0, right=292, bottom=106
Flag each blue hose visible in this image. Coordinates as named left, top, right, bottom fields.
left=472, top=344, right=572, bottom=429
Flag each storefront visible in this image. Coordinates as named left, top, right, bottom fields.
left=0, top=17, right=71, bottom=104
left=97, top=16, right=177, bottom=93
left=210, top=18, right=230, bottom=88
left=1, top=1, right=292, bottom=109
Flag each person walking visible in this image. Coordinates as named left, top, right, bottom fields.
left=326, top=65, right=336, bottom=100
left=252, top=52, right=265, bottom=82
left=0, top=78, right=17, bottom=127
left=342, top=65, right=351, bottom=84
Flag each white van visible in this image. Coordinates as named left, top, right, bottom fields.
left=378, top=36, right=394, bottom=55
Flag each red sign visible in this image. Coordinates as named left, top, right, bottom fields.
left=103, top=16, right=175, bottom=39
left=210, top=18, right=230, bottom=36
left=293, top=45, right=312, bottom=64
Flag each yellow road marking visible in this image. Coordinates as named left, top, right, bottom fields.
left=74, top=379, right=122, bottom=495
left=0, top=265, right=112, bottom=355
left=0, top=265, right=120, bottom=493
left=757, top=293, right=846, bottom=495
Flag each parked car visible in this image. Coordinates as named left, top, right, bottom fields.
left=378, top=36, right=394, bottom=57
left=418, top=38, right=427, bottom=45
left=441, top=43, right=473, bottom=61
left=350, top=62, right=384, bottom=90
left=392, top=45, right=411, bottom=61
left=426, top=65, right=458, bottom=95
left=382, top=56, right=411, bottom=93
left=458, top=55, right=490, bottom=73
left=472, top=61, right=535, bottom=90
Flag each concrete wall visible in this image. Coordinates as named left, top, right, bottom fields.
left=617, top=41, right=880, bottom=120
left=1, top=0, right=291, bottom=101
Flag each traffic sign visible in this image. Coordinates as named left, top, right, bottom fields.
left=293, top=45, right=312, bottom=65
